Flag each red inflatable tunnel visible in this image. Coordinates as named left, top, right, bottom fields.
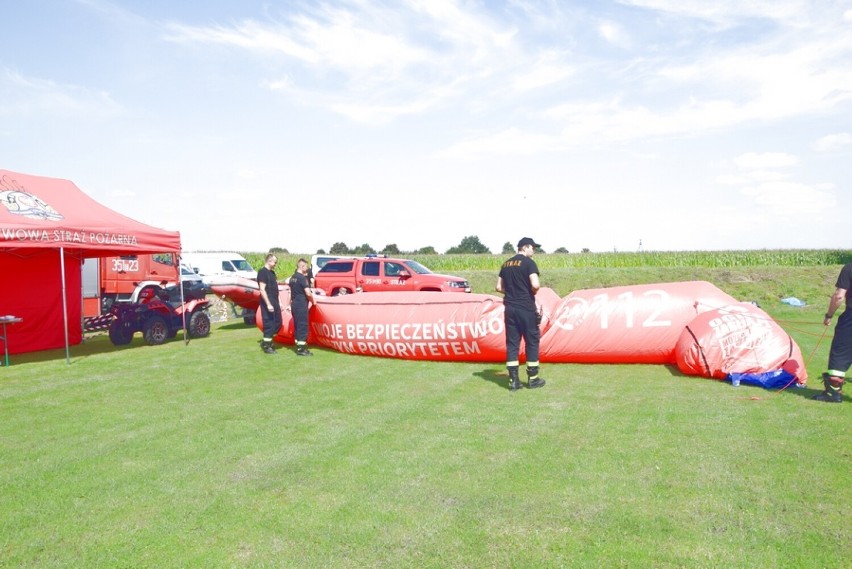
left=266, top=281, right=807, bottom=385
left=277, top=291, right=507, bottom=362
left=540, top=281, right=737, bottom=364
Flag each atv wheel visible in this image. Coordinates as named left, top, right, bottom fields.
left=241, top=308, right=256, bottom=326
left=108, top=321, right=134, bottom=346
left=189, top=311, right=211, bottom=338
left=143, top=314, right=169, bottom=345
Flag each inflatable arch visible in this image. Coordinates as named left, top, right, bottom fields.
left=259, top=281, right=806, bottom=385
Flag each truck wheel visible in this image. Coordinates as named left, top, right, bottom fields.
left=108, top=321, right=134, bottom=346
left=189, top=311, right=211, bottom=338
left=143, top=314, right=169, bottom=345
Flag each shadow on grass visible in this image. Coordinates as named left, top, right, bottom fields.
left=473, top=368, right=511, bottom=391
left=7, top=335, right=130, bottom=365
left=783, top=383, right=849, bottom=402
left=6, top=331, right=209, bottom=366
left=217, top=321, right=255, bottom=331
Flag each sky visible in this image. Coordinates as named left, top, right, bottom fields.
left=2, top=0, right=851, bottom=255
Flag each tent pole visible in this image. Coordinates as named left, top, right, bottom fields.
left=179, top=254, right=188, bottom=345
left=60, top=247, right=71, bottom=364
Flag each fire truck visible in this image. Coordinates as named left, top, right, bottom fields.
left=81, top=253, right=180, bottom=324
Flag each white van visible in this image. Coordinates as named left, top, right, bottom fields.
left=181, top=252, right=257, bottom=283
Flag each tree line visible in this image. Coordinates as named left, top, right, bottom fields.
left=270, top=235, right=573, bottom=256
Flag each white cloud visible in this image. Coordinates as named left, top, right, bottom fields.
left=620, top=0, right=814, bottom=26
left=812, top=132, right=852, bottom=152
left=657, top=39, right=852, bottom=121
left=158, top=0, right=852, bottom=144
left=444, top=127, right=559, bottom=157
left=4, top=1, right=850, bottom=253
left=597, top=21, right=629, bottom=47
left=733, top=152, right=799, bottom=170
left=510, top=51, right=575, bottom=93
left=719, top=150, right=834, bottom=220
left=162, top=2, right=523, bottom=123
left=740, top=181, right=835, bottom=215
left=165, top=15, right=428, bottom=72
left=715, top=174, right=747, bottom=186
left=0, top=68, right=121, bottom=118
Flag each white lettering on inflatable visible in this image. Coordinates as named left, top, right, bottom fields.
left=616, top=292, right=631, bottom=328
left=553, top=297, right=588, bottom=331
left=326, top=340, right=356, bottom=353
left=703, top=305, right=776, bottom=359
left=339, top=321, right=495, bottom=342
left=351, top=340, right=481, bottom=358
left=594, top=292, right=613, bottom=329
left=641, top=290, right=672, bottom=328
left=555, top=290, right=672, bottom=331
left=313, top=315, right=496, bottom=360
left=313, top=323, right=345, bottom=339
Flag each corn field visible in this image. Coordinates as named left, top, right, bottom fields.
left=244, top=249, right=851, bottom=273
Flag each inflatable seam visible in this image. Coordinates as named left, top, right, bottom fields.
left=685, top=325, right=711, bottom=377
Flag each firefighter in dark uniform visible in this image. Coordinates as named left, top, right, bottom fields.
left=814, top=263, right=852, bottom=402
left=496, top=237, right=545, bottom=391
left=257, top=254, right=280, bottom=355
left=288, top=258, right=315, bottom=356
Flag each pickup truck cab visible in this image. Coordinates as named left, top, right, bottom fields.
left=314, top=256, right=471, bottom=296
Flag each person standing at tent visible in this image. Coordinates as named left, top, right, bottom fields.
left=814, top=263, right=852, bottom=403
left=496, top=237, right=545, bottom=391
left=288, top=258, right=315, bottom=356
left=257, top=254, right=281, bottom=355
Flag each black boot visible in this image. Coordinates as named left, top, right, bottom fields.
left=812, top=373, right=843, bottom=403
left=296, top=344, right=313, bottom=356
left=526, top=366, right=546, bottom=389
left=261, top=340, right=276, bottom=355
left=508, top=367, right=522, bottom=391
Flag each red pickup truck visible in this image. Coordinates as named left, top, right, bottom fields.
left=313, top=256, right=471, bottom=296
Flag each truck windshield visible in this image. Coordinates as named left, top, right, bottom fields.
left=404, top=260, right=432, bottom=275
left=231, top=259, right=253, bottom=271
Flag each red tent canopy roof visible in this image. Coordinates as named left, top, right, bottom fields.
left=0, top=169, right=180, bottom=257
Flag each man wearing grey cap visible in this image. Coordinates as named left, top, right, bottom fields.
left=496, top=237, right=546, bottom=391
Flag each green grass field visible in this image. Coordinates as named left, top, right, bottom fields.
left=1, top=255, right=849, bottom=568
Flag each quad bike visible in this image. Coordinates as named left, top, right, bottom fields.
left=108, top=281, right=212, bottom=346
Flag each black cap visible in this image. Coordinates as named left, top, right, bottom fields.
left=517, top=237, right=541, bottom=249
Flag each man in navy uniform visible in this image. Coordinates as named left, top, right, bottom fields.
left=814, top=263, right=852, bottom=402
left=496, top=237, right=545, bottom=391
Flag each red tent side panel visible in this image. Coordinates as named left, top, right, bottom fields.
left=674, top=302, right=808, bottom=383
left=539, top=281, right=738, bottom=364
left=0, top=251, right=82, bottom=354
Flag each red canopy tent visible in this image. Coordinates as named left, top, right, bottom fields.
left=0, top=169, right=181, bottom=360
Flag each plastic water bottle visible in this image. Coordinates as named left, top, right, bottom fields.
left=731, top=376, right=740, bottom=387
